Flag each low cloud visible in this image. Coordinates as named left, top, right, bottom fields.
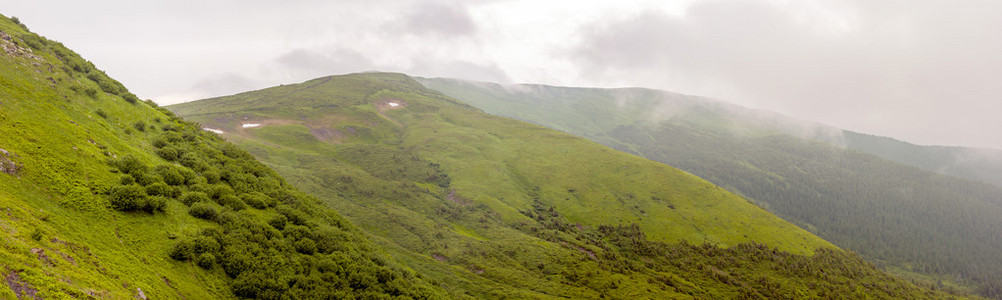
left=275, top=48, right=378, bottom=79
left=384, top=2, right=478, bottom=38
left=572, top=0, right=1002, bottom=148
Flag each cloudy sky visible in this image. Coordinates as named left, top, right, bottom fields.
left=6, top=1, right=1002, bottom=149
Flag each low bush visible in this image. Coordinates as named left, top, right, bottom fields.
left=268, top=214, right=288, bottom=230
left=197, top=253, right=216, bottom=269
left=169, top=240, right=193, bottom=260
left=145, top=181, right=172, bottom=197
left=155, top=146, right=181, bottom=161
left=144, top=196, right=168, bottom=213
left=109, top=184, right=146, bottom=211
left=133, top=121, right=147, bottom=132
left=295, top=238, right=317, bottom=254
left=217, top=195, right=246, bottom=211
left=241, top=192, right=271, bottom=209
left=181, top=192, right=210, bottom=206
left=94, top=108, right=108, bottom=119
left=155, top=165, right=185, bottom=185
left=189, top=202, right=219, bottom=220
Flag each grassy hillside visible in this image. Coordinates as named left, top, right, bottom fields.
left=418, top=77, right=1002, bottom=297
left=0, top=15, right=442, bottom=299
left=170, top=72, right=967, bottom=298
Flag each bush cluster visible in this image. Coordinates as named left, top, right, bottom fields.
left=102, top=114, right=441, bottom=298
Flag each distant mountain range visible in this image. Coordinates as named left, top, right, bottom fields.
left=418, top=77, right=1002, bottom=297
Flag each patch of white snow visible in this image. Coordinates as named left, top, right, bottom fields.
left=388, top=102, right=399, bottom=107
left=203, top=128, right=224, bottom=134
left=242, top=123, right=261, bottom=128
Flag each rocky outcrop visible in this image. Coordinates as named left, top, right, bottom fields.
left=0, top=149, right=21, bottom=176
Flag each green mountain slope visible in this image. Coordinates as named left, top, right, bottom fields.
left=170, top=72, right=965, bottom=298
left=0, top=15, right=442, bottom=299
left=417, top=77, right=1002, bottom=296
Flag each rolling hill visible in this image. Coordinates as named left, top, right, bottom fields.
left=417, top=77, right=1002, bottom=297
left=170, top=72, right=966, bottom=298
left=0, top=15, right=442, bottom=299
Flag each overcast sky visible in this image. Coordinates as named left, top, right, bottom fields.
left=6, top=1, right=1002, bottom=149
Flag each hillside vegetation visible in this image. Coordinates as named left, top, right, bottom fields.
left=0, top=15, right=441, bottom=299
left=418, top=78, right=1002, bottom=297
left=170, top=72, right=966, bottom=298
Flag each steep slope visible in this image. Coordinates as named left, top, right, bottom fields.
left=170, top=72, right=964, bottom=298
left=418, top=77, right=1002, bottom=296
left=0, top=15, right=441, bottom=299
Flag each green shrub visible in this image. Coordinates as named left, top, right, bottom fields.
left=162, top=131, right=184, bottom=143
left=133, top=171, right=162, bottom=186
left=95, top=108, right=108, bottom=119
left=168, top=240, right=193, bottom=261
left=178, top=167, right=199, bottom=184
left=180, top=152, right=210, bottom=172
left=30, top=228, right=43, bottom=241
left=123, top=93, right=140, bottom=104
left=181, top=192, right=210, bottom=206
left=208, top=184, right=235, bottom=200
left=192, top=236, right=221, bottom=254
left=152, top=138, right=169, bottom=148
left=283, top=225, right=311, bottom=241
left=295, top=238, right=317, bottom=254
left=217, top=195, right=246, bottom=211
left=144, top=196, right=168, bottom=213
left=219, top=249, right=250, bottom=278
left=196, top=253, right=216, bottom=269
left=84, top=88, right=98, bottom=98
left=187, top=182, right=211, bottom=194
left=269, top=215, right=288, bottom=230
left=155, top=146, right=181, bottom=161
left=203, top=169, right=221, bottom=184
left=276, top=205, right=308, bottom=226
left=189, top=202, right=219, bottom=220
left=111, top=155, right=147, bottom=174
left=155, top=165, right=185, bottom=185
left=119, top=174, right=135, bottom=185
left=145, top=181, right=171, bottom=197
left=241, top=192, right=271, bottom=209
left=133, top=121, right=147, bottom=132
left=109, top=184, right=146, bottom=211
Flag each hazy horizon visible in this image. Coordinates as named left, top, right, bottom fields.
left=6, top=0, right=1002, bottom=150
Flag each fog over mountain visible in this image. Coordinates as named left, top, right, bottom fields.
left=7, top=0, right=1002, bottom=149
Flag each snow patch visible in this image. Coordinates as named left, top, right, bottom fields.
left=203, top=128, right=224, bottom=134
left=388, top=102, right=399, bottom=107
left=242, top=123, right=261, bottom=128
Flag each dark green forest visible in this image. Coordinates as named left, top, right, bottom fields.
left=609, top=123, right=1002, bottom=297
